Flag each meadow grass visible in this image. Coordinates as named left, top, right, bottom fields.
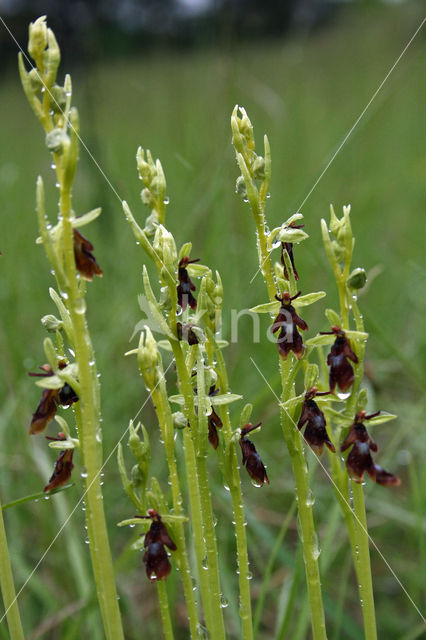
left=0, top=3, right=425, bottom=638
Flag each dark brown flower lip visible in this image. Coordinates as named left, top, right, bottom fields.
left=29, top=363, right=79, bottom=435
left=44, top=447, right=74, bottom=492
left=239, top=423, right=269, bottom=486
left=298, top=391, right=335, bottom=455
left=137, top=510, right=177, bottom=582
left=73, top=228, right=103, bottom=281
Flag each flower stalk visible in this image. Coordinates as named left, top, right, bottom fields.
left=232, top=105, right=327, bottom=640
left=19, top=17, right=124, bottom=639
left=0, top=498, right=25, bottom=640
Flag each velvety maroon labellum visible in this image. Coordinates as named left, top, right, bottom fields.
left=176, top=321, right=199, bottom=345
left=321, top=326, right=358, bottom=392
left=271, top=291, right=308, bottom=360
left=28, top=363, right=79, bottom=434
left=341, top=411, right=400, bottom=486
left=177, top=256, right=199, bottom=310
left=297, top=388, right=335, bottom=455
left=239, top=423, right=269, bottom=486
left=73, top=228, right=103, bottom=281
left=141, top=510, right=177, bottom=582
left=44, top=447, right=74, bottom=492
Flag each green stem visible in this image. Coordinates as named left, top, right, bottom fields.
left=151, top=380, right=199, bottom=639
left=156, top=580, right=175, bottom=640
left=171, top=343, right=225, bottom=639
left=336, top=274, right=377, bottom=640
left=352, top=483, right=377, bottom=640
left=60, top=185, right=124, bottom=639
left=214, top=345, right=253, bottom=640
left=243, top=151, right=327, bottom=638
left=0, top=498, right=25, bottom=640
left=280, top=362, right=327, bottom=640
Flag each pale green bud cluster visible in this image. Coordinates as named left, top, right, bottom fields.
left=137, top=148, right=168, bottom=235
left=231, top=105, right=267, bottom=196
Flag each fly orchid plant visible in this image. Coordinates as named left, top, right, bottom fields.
left=231, top=105, right=400, bottom=640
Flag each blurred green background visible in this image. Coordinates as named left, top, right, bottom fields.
left=0, top=1, right=425, bottom=638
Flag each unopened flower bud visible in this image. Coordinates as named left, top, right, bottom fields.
left=251, top=155, right=265, bottom=179
left=28, top=68, right=43, bottom=93
left=173, top=412, right=187, bottom=430
left=235, top=175, right=247, bottom=198
left=45, top=128, right=69, bottom=154
left=347, top=267, right=367, bottom=290
left=137, top=327, right=159, bottom=389
left=131, top=464, right=144, bottom=489
left=28, top=16, right=47, bottom=62
left=41, top=314, right=63, bottom=333
left=43, top=28, right=61, bottom=84
left=331, top=240, right=345, bottom=263
left=50, top=84, right=67, bottom=114
left=141, top=188, right=155, bottom=208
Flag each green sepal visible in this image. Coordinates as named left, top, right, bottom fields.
left=187, top=263, right=211, bottom=277
left=239, top=404, right=253, bottom=427
left=306, top=334, right=336, bottom=347
left=71, top=208, right=102, bottom=228
left=168, top=393, right=242, bottom=406
left=365, top=412, right=397, bottom=426
left=345, top=330, right=368, bottom=341
left=179, top=242, right=192, bottom=260
left=304, top=364, right=319, bottom=390
left=49, top=288, right=74, bottom=344
left=250, top=300, right=280, bottom=314
left=325, top=308, right=341, bottom=326
left=356, top=388, right=369, bottom=411
left=293, top=291, right=326, bottom=308
left=48, top=440, right=75, bottom=450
